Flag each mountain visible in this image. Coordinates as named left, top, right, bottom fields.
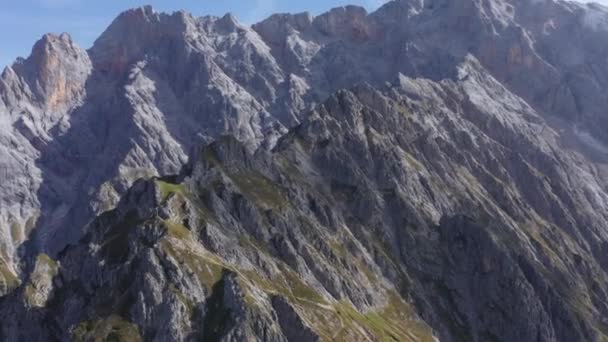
left=1, top=0, right=608, bottom=341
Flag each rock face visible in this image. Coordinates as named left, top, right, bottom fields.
left=2, top=64, right=608, bottom=340
left=1, top=0, right=608, bottom=341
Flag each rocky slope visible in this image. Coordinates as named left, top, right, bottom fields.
left=1, top=0, right=608, bottom=341
left=3, top=59, right=608, bottom=340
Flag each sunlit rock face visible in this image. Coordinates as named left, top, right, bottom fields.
left=1, top=0, right=608, bottom=340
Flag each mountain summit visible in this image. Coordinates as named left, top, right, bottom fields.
left=1, top=1, right=608, bottom=341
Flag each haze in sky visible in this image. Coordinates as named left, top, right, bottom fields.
left=0, top=0, right=605, bottom=68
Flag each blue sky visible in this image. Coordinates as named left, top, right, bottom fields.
left=0, top=0, right=605, bottom=68
left=0, top=0, right=389, bottom=68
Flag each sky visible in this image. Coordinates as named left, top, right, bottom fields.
left=0, top=0, right=605, bottom=69
left=0, top=0, right=390, bottom=68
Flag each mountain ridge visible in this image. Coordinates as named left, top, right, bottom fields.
left=3, top=63, right=608, bottom=340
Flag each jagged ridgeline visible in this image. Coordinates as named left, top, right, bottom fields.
left=2, top=0, right=608, bottom=341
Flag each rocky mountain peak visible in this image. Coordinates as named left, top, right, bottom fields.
left=215, top=13, right=242, bottom=32
left=32, top=32, right=73, bottom=52
left=0, top=31, right=90, bottom=116
left=90, top=5, right=196, bottom=76
left=254, top=12, right=313, bottom=38
left=312, top=5, right=374, bottom=40
left=106, top=5, right=160, bottom=29
left=26, top=33, right=90, bottom=107
left=27, top=32, right=85, bottom=71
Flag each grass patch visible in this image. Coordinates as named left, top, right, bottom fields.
left=284, top=289, right=435, bottom=342
left=37, top=253, right=58, bottom=269
left=72, top=315, right=142, bottom=342
left=158, top=179, right=218, bottom=226
left=239, top=270, right=277, bottom=294
left=281, top=267, right=327, bottom=304
left=160, top=239, right=224, bottom=294
left=156, top=240, right=434, bottom=342
left=333, top=292, right=435, bottom=342
left=163, top=220, right=192, bottom=240
left=10, top=222, right=21, bottom=242
left=24, top=254, right=60, bottom=307
left=156, top=180, right=187, bottom=202
left=238, top=235, right=272, bottom=257
left=0, top=258, right=20, bottom=295
left=239, top=266, right=327, bottom=307
left=328, top=239, right=348, bottom=259
left=228, top=171, right=286, bottom=210
left=356, top=259, right=379, bottom=285
left=169, top=284, right=195, bottom=315
left=404, top=152, right=424, bottom=172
